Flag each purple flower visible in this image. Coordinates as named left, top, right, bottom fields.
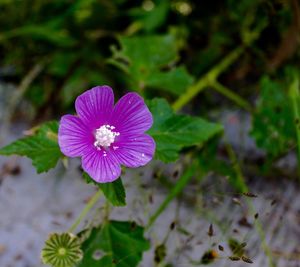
left=58, top=86, right=155, bottom=183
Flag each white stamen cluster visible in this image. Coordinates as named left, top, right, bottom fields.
left=94, top=125, right=119, bottom=149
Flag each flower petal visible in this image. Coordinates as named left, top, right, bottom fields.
left=58, top=115, right=93, bottom=157
left=81, top=148, right=121, bottom=183
left=113, top=134, right=155, bottom=168
left=111, top=93, right=153, bottom=135
left=75, top=86, right=114, bottom=127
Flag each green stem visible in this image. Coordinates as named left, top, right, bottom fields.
left=226, top=143, right=275, bottom=267
left=211, top=81, right=253, bottom=112
left=172, top=21, right=266, bottom=112
left=146, top=164, right=196, bottom=230
left=172, top=47, right=244, bottom=111
left=68, top=188, right=102, bottom=233
left=225, top=142, right=248, bottom=193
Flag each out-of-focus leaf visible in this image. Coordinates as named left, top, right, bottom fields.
left=77, top=221, right=150, bottom=267
left=61, top=66, right=107, bottom=107
left=0, top=25, right=76, bottom=47
left=0, top=121, right=61, bottom=173
left=148, top=98, right=223, bottom=162
left=109, top=35, right=194, bottom=95
left=251, top=76, right=296, bottom=157
left=146, top=66, right=194, bottom=95
left=129, top=0, right=170, bottom=32
left=83, top=173, right=126, bottom=207
left=48, top=52, right=79, bottom=77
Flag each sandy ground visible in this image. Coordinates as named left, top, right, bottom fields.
left=0, top=83, right=299, bottom=267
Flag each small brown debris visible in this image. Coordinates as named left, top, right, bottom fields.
left=238, top=217, right=252, bottom=228
left=170, top=221, right=176, bottom=230
left=218, top=245, right=224, bottom=251
left=172, top=170, right=179, bottom=179
left=243, top=192, right=257, bottom=198
left=51, top=221, right=61, bottom=226
left=14, top=254, right=23, bottom=261
left=149, top=194, right=153, bottom=204
left=65, top=211, right=73, bottom=219
left=242, top=256, right=253, bottom=263
left=271, top=199, right=277, bottom=206
left=208, top=224, right=214, bottom=237
left=232, top=198, right=242, bottom=206
left=229, top=256, right=240, bottom=261
left=8, top=165, right=21, bottom=176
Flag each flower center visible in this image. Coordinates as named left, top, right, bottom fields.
left=58, top=247, right=67, bottom=256
left=94, top=125, right=119, bottom=149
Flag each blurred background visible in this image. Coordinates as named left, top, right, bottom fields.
left=0, top=0, right=300, bottom=266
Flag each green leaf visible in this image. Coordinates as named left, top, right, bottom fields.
left=251, top=76, right=296, bottom=157
left=83, top=173, right=126, bottom=207
left=146, top=66, right=194, bottom=95
left=148, top=98, right=223, bottom=162
left=77, top=221, right=150, bottom=267
left=0, top=121, right=62, bottom=173
left=109, top=35, right=194, bottom=94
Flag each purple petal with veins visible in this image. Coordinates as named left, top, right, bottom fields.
left=58, top=85, right=155, bottom=183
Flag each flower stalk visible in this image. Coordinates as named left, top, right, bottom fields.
left=68, top=188, right=102, bottom=233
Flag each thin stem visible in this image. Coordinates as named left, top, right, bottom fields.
left=226, top=142, right=275, bottom=267
left=1, top=62, right=45, bottom=140
left=211, top=81, right=253, bottom=112
left=68, top=188, right=102, bottom=233
left=172, top=21, right=266, bottom=112
left=172, top=47, right=244, bottom=111
left=146, top=163, right=196, bottom=230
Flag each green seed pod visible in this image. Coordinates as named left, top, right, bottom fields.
left=41, top=232, right=83, bottom=267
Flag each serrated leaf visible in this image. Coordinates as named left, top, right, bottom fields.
left=83, top=172, right=126, bottom=207
left=148, top=98, right=223, bottom=162
left=251, top=76, right=296, bottom=157
left=0, top=121, right=61, bottom=173
left=110, top=35, right=194, bottom=95
left=77, top=221, right=150, bottom=267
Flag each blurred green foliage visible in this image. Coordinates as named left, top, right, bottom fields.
left=0, top=0, right=299, bottom=174
left=1, top=1, right=300, bottom=265
left=251, top=76, right=296, bottom=158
